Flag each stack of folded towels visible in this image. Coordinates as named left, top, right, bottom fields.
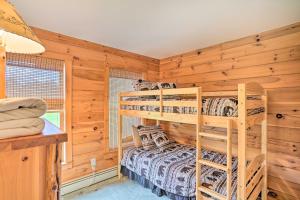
left=0, top=98, right=47, bottom=139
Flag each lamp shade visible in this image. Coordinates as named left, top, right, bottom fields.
left=0, top=0, right=45, bottom=54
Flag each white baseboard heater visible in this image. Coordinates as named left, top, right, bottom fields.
left=61, top=166, right=118, bottom=196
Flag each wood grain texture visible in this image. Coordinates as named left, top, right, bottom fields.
left=160, top=22, right=300, bottom=199
left=237, top=84, right=247, bottom=200
left=45, top=143, right=62, bottom=200
left=0, top=146, right=46, bottom=200
left=0, top=122, right=65, bottom=200
left=32, top=28, right=159, bottom=183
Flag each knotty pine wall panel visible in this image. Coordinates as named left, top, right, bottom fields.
left=32, top=27, right=159, bottom=183
left=159, top=22, right=300, bottom=199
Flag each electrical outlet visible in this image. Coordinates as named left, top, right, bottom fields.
left=90, top=158, right=96, bottom=170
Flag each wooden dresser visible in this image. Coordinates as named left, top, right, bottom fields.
left=0, top=121, right=67, bottom=200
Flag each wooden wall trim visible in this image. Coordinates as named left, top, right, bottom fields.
left=64, top=58, right=73, bottom=165
left=40, top=52, right=74, bottom=167
left=103, top=62, right=110, bottom=153
left=0, top=47, right=5, bottom=99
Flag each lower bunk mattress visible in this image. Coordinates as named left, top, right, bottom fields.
left=121, top=143, right=238, bottom=200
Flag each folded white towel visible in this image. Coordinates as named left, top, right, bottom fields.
left=0, top=118, right=45, bottom=139
left=0, top=98, right=47, bottom=122
left=0, top=98, right=47, bottom=139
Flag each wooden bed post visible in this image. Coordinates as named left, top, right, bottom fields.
left=196, top=87, right=203, bottom=200
left=261, top=90, right=268, bottom=200
left=118, top=93, right=123, bottom=179
left=160, top=88, right=163, bottom=117
left=226, top=119, right=232, bottom=200
left=238, top=84, right=247, bottom=200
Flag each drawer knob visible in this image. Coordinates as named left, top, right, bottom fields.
left=22, top=156, right=28, bottom=162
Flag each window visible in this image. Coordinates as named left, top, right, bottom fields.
left=5, top=53, right=67, bottom=160
left=42, top=112, right=61, bottom=128
left=108, top=69, right=142, bottom=149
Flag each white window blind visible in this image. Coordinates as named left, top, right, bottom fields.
left=6, top=53, right=65, bottom=110
left=109, top=69, right=142, bottom=149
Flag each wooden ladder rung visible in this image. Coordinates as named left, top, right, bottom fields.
left=199, top=159, right=227, bottom=171
left=199, top=132, right=227, bottom=140
left=199, top=186, right=226, bottom=200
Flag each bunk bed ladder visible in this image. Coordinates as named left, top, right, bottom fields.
left=197, top=119, right=232, bottom=200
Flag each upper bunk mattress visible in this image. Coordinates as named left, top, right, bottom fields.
left=124, top=80, right=264, bottom=117
left=122, top=97, right=264, bottom=117
left=121, top=143, right=238, bottom=200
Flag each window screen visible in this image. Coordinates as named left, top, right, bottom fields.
left=6, top=53, right=65, bottom=110
left=109, top=69, right=142, bottom=149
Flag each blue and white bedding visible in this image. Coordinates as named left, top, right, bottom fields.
left=121, top=143, right=238, bottom=199
left=126, top=80, right=264, bottom=117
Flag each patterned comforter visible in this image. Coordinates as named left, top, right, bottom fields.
left=122, top=97, right=264, bottom=117
left=121, top=143, right=238, bottom=199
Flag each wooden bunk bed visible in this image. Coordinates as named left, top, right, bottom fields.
left=118, top=82, right=268, bottom=200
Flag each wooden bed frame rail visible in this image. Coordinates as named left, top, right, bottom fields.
left=117, top=82, right=267, bottom=200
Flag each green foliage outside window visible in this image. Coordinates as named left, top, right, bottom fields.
left=42, top=112, right=61, bottom=128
